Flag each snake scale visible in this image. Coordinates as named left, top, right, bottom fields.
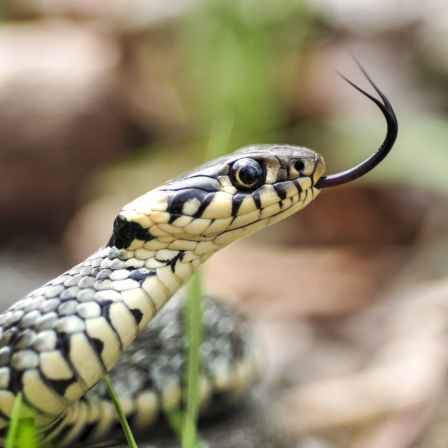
left=0, top=66, right=397, bottom=446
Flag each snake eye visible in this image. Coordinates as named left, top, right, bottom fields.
left=230, top=158, right=265, bottom=190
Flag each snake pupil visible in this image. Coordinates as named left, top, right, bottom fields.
left=230, top=158, right=264, bottom=190
left=238, top=166, right=259, bottom=186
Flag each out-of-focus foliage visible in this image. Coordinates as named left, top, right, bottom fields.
left=182, top=0, right=318, bottom=151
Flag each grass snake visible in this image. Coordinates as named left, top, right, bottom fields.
left=0, top=66, right=398, bottom=446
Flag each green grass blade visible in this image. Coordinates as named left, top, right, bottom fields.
left=182, top=270, right=205, bottom=448
left=6, top=393, right=23, bottom=448
left=15, top=419, right=38, bottom=448
left=176, top=88, right=234, bottom=448
left=164, top=406, right=184, bottom=440
left=5, top=393, right=38, bottom=448
left=103, top=374, right=138, bottom=448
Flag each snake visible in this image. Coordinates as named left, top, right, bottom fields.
left=0, top=65, right=398, bottom=447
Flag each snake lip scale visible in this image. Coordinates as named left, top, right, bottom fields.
left=0, top=66, right=397, bottom=446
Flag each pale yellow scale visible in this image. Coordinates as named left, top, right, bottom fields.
left=156, top=266, right=183, bottom=294
left=69, top=332, right=105, bottom=389
left=141, top=275, right=171, bottom=310
left=64, top=401, right=89, bottom=442
left=205, top=217, right=234, bottom=235
left=264, top=158, right=281, bottom=183
left=0, top=369, right=9, bottom=390
left=134, top=391, right=159, bottom=430
left=21, top=370, right=69, bottom=415
left=134, top=248, right=156, bottom=260
left=184, top=218, right=212, bottom=235
left=40, top=351, right=73, bottom=380
left=107, top=302, right=139, bottom=350
left=257, top=185, right=280, bottom=208
left=182, top=198, right=202, bottom=216
left=227, top=209, right=261, bottom=231
left=260, top=202, right=282, bottom=219
left=200, top=192, right=234, bottom=219
left=85, top=317, right=122, bottom=367
left=62, top=381, right=85, bottom=403
left=120, top=289, right=156, bottom=330
left=167, top=239, right=198, bottom=251
left=0, top=391, right=17, bottom=425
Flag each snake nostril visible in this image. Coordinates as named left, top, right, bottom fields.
left=294, top=160, right=305, bottom=172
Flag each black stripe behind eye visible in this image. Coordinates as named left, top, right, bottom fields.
left=273, top=183, right=287, bottom=200
left=252, top=190, right=262, bottom=210
left=231, top=193, right=246, bottom=217
left=293, top=179, right=303, bottom=193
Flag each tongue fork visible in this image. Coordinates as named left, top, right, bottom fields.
left=315, top=62, right=398, bottom=189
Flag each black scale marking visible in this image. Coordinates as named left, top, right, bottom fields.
left=47, top=377, right=77, bottom=397
left=231, top=193, right=246, bottom=218
left=252, top=190, right=262, bottom=210
left=107, top=214, right=154, bottom=249
left=168, top=189, right=208, bottom=216
left=90, top=338, right=105, bottom=359
left=273, top=183, right=287, bottom=200
left=128, top=268, right=156, bottom=285
left=130, top=309, right=143, bottom=325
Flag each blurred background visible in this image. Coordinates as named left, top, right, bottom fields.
left=2, top=0, right=448, bottom=447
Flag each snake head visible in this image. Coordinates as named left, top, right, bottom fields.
left=109, top=64, right=397, bottom=254
left=109, top=145, right=325, bottom=251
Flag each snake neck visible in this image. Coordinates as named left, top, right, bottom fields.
left=0, top=240, right=210, bottom=432
left=101, top=239, right=215, bottom=330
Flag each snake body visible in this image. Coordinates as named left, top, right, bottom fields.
left=0, top=145, right=326, bottom=445
left=47, top=295, right=258, bottom=445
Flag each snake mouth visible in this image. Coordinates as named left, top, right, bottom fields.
left=312, top=154, right=326, bottom=187
left=212, top=187, right=319, bottom=246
